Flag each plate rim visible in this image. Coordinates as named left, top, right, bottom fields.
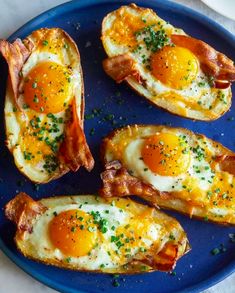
left=1, top=0, right=235, bottom=293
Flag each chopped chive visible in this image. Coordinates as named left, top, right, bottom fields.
left=211, top=248, right=220, bottom=255
left=42, top=40, right=48, bottom=46
left=32, top=82, right=37, bottom=88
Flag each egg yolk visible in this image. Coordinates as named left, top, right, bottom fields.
left=151, top=45, right=198, bottom=90
left=49, top=210, right=97, bottom=257
left=141, top=133, right=190, bottom=176
left=23, top=61, right=72, bottom=114
left=21, top=131, right=52, bottom=164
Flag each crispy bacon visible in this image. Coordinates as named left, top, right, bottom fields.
left=5, top=192, right=46, bottom=234
left=100, top=160, right=169, bottom=205
left=0, top=38, right=33, bottom=104
left=103, top=53, right=142, bottom=83
left=171, top=34, right=235, bottom=87
left=129, top=243, right=181, bottom=272
left=216, top=155, right=235, bottom=176
left=214, top=80, right=231, bottom=89
left=59, top=98, right=94, bottom=172
left=142, top=243, right=179, bottom=272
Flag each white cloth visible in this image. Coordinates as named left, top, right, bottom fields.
left=0, top=0, right=234, bottom=292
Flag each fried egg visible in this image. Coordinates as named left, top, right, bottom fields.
left=100, top=125, right=235, bottom=225
left=101, top=4, right=234, bottom=120
left=1, top=28, right=94, bottom=183
left=5, top=193, right=190, bottom=273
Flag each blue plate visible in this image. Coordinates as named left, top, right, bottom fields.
left=0, top=0, right=235, bottom=292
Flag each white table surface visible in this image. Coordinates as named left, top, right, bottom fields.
left=0, top=0, right=234, bottom=292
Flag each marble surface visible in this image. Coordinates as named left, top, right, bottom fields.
left=0, top=0, right=234, bottom=292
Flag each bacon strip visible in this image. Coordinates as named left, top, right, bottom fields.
left=100, top=160, right=169, bottom=205
left=5, top=192, right=47, bottom=234
left=129, top=243, right=180, bottom=272
left=216, top=155, right=235, bottom=176
left=103, top=53, right=142, bottom=83
left=59, top=98, right=94, bottom=172
left=171, top=34, right=235, bottom=87
left=0, top=38, right=33, bottom=104
left=142, top=244, right=179, bottom=272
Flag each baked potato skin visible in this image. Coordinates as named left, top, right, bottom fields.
left=2, top=28, right=94, bottom=184
left=99, top=124, right=235, bottom=226
left=101, top=4, right=233, bottom=121
left=124, top=78, right=231, bottom=122
left=5, top=193, right=190, bottom=273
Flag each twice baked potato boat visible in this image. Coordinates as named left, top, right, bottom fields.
left=102, top=4, right=235, bottom=121
left=100, top=125, right=235, bottom=225
left=0, top=28, right=94, bottom=183
left=5, top=193, right=190, bottom=273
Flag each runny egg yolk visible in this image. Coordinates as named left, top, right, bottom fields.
left=151, top=45, right=198, bottom=90
left=21, top=132, right=52, bottom=164
left=49, top=210, right=97, bottom=257
left=141, top=133, right=190, bottom=176
left=23, top=61, right=72, bottom=114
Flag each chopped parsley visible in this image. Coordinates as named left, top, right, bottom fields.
left=139, top=247, right=146, bottom=252
left=140, top=265, right=148, bottom=271
left=135, top=25, right=169, bottom=53
left=90, top=211, right=108, bottom=234
left=111, top=235, right=124, bottom=249
left=71, top=226, right=76, bottom=232
left=64, top=43, right=69, bottom=49
left=85, top=113, right=95, bottom=120
left=192, top=145, right=205, bottom=161
left=218, top=91, right=227, bottom=105
left=23, top=151, right=33, bottom=160
left=65, top=257, right=71, bottom=263
left=112, top=279, right=120, bottom=287
left=169, top=233, right=176, bottom=240
left=22, top=103, right=29, bottom=109
left=43, top=154, right=59, bottom=174
left=198, top=82, right=206, bottom=87
left=42, top=40, right=48, bottom=46
left=211, top=247, right=220, bottom=255
left=33, top=96, right=39, bottom=103
left=208, top=75, right=215, bottom=87
left=89, top=128, right=95, bottom=136
left=204, top=216, right=208, bottom=221
left=211, top=244, right=227, bottom=255
left=32, top=82, right=37, bottom=89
